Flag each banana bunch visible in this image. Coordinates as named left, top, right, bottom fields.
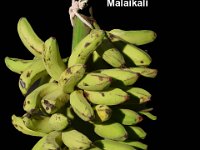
left=5, top=16, right=158, bottom=150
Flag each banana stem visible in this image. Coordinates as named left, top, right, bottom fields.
left=70, top=0, right=94, bottom=52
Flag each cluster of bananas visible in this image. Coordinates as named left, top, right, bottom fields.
left=5, top=17, right=157, bottom=150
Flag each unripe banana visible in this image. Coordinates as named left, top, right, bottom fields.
left=41, top=88, right=69, bottom=114
left=94, top=139, right=135, bottom=150
left=126, top=87, right=151, bottom=104
left=49, top=113, right=69, bottom=131
left=96, top=37, right=125, bottom=67
left=58, top=64, right=86, bottom=93
left=70, top=90, right=95, bottom=121
left=112, top=109, right=143, bottom=125
left=42, top=131, right=63, bottom=150
left=99, top=68, right=139, bottom=86
left=43, top=37, right=66, bottom=81
left=122, top=141, right=148, bottom=150
left=17, top=17, right=44, bottom=57
left=4, top=57, right=33, bottom=74
left=32, top=135, right=47, bottom=150
left=19, top=59, right=47, bottom=95
left=108, top=29, right=156, bottom=45
left=112, top=41, right=152, bottom=66
left=84, top=88, right=129, bottom=105
left=23, top=82, right=58, bottom=114
left=68, top=29, right=105, bottom=67
left=127, top=67, right=158, bottom=78
left=77, top=72, right=112, bottom=91
left=66, top=106, right=75, bottom=120
left=93, top=121, right=128, bottom=141
left=88, top=146, right=102, bottom=150
left=11, top=114, right=47, bottom=137
left=22, top=113, right=53, bottom=133
left=94, top=104, right=112, bottom=122
left=139, top=110, right=157, bottom=120
left=62, top=128, right=92, bottom=149
left=125, top=126, right=147, bottom=140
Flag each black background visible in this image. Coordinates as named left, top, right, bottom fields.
left=0, top=0, right=170, bottom=149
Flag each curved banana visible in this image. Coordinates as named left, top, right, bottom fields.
left=99, top=68, right=139, bottom=86
left=4, top=57, right=33, bottom=74
left=126, top=87, right=151, bottom=104
left=68, top=29, right=105, bottom=67
left=139, top=110, right=157, bottom=120
left=22, top=113, right=53, bottom=133
left=49, top=113, right=69, bottom=131
left=11, top=114, right=47, bottom=137
left=94, top=104, right=112, bottom=122
left=70, top=90, right=94, bottom=121
left=43, top=37, right=66, bottom=81
left=94, top=139, right=135, bottom=150
left=112, top=41, right=152, bottom=66
left=32, top=131, right=62, bottom=150
left=123, top=141, right=148, bottom=150
left=125, top=67, right=157, bottom=78
left=19, top=58, right=47, bottom=95
left=41, top=88, right=69, bottom=114
left=112, top=109, right=143, bottom=125
left=23, top=82, right=58, bottom=114
left=108, top=29, right=156, bottom=45
left=125, top=126, right=147, bottom=140
left=84, top=88, right=129, bottom=105
left=17, top=17, right=44, bottom=57
left=77, top=72, right=112, bottom=91
left=66, top=106, right=75, bottom=120
left=62, top=128, right=92, bottom=150
left=93, top=121, right=128, bottom=141
left=58, top=64, right=86, bottom=93
left=96, top=37, right=125, bottom=67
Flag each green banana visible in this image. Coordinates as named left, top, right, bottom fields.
left=112, top=109, right=143, bottom=125
left=23, top=82, right=58, bottom=114
left=32, top=131, right=63, bottom=150
left=65, top=106, right=75, bottom=120
left=22, top=113, right=53, bottom=133
left=112, top=41, right=152, bottom=66
left=99, top=68, right=139, bottom=86
left=96, top=37, right=125, bottom=68
left=11, top=114, right=47, bottom=137
left=48, top=113, right=69, bottom=131
left=123, top=141, right=148, bottom=150
left=94, top=104, right=112, bottom=122
left=4, top=57, right=33, bottom=74
left=139, top=110, right=157, bottom=120
left=17, top=17, right=44, bottom=57
left=88, top=147, right=102, bottom=150
left=108, top=29, right=156, bottom=45
left=125, top=126, right=147, bottom=140
left=41, top=88, right=69, bottom=114
left=94, top=139, right=135, bottom=150
left=42, top=37, right=66, bottom=81
left=127, top=67, right=158, bottom=78
left=62, top=128, right=92, bottom=149
left=84, top=88, right=129, bottom=105
left=58, top=64, right=86, bottom=93
left=77, top=72, right=112, bottom=91
left=19, top=58, right=47, bottom=95
left=70, top=90, right=95, bottom=121
left=126, top=87, right=151, bottom=104
left=68, top=29, right=105, bottom=67
left=93, top=121, right=128, bottom=141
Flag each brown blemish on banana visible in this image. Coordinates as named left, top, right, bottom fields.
left=26, top=71, right=32, bottom=77
left=100, top=92, right=105, bottom=97
left=43, top=100, right=56, bottom=110
left=108, top=33, right=116, bottom=40
left=19, top=78, right=26, bottom=88
left=84, top=42, right=91, bottom=48
left=66, top=68, right=72, bottom=74
left=83, top=91, right=89, bottom=98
